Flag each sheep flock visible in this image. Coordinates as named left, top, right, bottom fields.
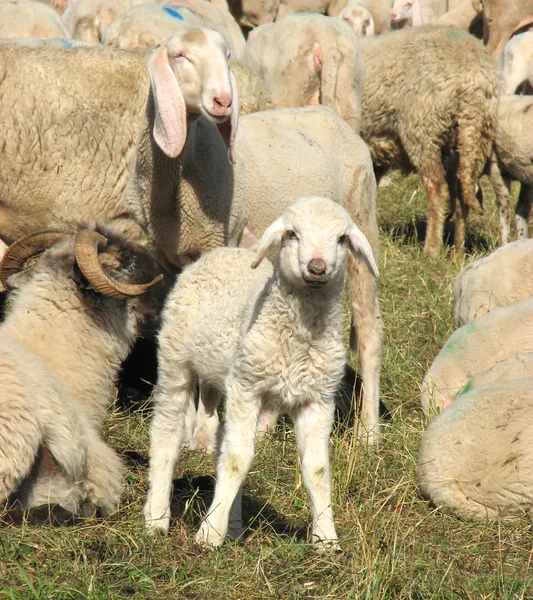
left=2, top=0, right=533, bottom=595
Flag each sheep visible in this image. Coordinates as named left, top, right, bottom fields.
left=124, top=96, right=383, bottom=444
left=453, top=239, right=533, bottom=328
left=0, top=0, right=70, bottom=39
left=239, top=14, right=366, bottom=132
left=358, top=26, right=499, bottom=256
left=420, top=296, right=533, bottom=414
left=500, top=32, right=533, bottom=95
left=418, top=377, right=533, bottom=520
left=164, top=0, right=245, bottom=57
left=335, top=1, right=375, bottom=36
left=463, top=354, right=533, bottom=392
left=327, top=0, right=391, bottom=34
left=0, top=29, right=271, bottom=246
left=390, top=0, right=437, bottom=28
left=61, top=0, right=145, bottom=42
left=144, top=196, right=379, bottom=548
left=0, top=226, right=164, bottom=515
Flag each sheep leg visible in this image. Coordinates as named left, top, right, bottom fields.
left=144, top=373, right=195, bottom=534
left=187, top=381, right=221, bottom=454
left=516, top=184, right=533, bottom=239
left=453, top=195, right=469, bottom=256
left=195, top=382, right=261, bottom=547
left=487, top=157, right=512, bottom=244
left=422, top=169, right=449, bottom=256
left=293, top=400, right=339, bottom=550
left=347, top=254, right=383, bottom=445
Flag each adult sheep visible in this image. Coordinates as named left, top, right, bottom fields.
left=240, top=14, right=365, bottom=132
left=0, top=29, right=265, bottom=246
left=0, top=226, right=164, bottom=515
left=0, top=0, right=70, bottom=39
left=358, top=26, right=499, bottom=256
left=418, top=377, right=533, bottom=520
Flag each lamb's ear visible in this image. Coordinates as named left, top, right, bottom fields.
left=148, top=47, right=187, bottom=158
left=217, top=69, right=239, bottom=164
left=251, top=216, right=286, bottom=269
left=347, top=223, right=379, bottom=278
left=411, top=0, right=424, bottom=26
left=365, top=17, right=375, bottom=36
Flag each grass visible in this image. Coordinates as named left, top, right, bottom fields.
left=2, top=173, right=532, bottom=599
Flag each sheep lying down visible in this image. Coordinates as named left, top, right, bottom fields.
left=418, top=377, right=533, bottom=520
left=144, top=196, right=379, bottom=550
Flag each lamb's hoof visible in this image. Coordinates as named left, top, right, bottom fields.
left=80, top=502, right=98, bottom=520
left=185, top=436, right=216, bottom=454
left=313, top=539, right=342, bottom=554
left=195, top=521, right=225, bottom=548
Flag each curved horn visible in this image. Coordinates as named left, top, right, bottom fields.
left=74, top=230, right=163, bottom=300
left=0, top=231, right=66, bottom=288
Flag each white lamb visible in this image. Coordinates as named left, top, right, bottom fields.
left=144, top=196, right=379, bottom=550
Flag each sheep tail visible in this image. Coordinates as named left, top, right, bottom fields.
left=312, top=36, right=339, bottom=111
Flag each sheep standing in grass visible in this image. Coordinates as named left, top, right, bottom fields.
left=358, top=26, right=499, bottom=256
left=144, top=197, right=379, bottom=549
left=418, top=377, right=533, bottom=519
left=453, top=239, right=533, bottom=328
left=0, top=227, right=164, bottom=515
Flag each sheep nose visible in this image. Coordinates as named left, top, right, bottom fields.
left=390, top=11, right=397, bottom=18
left=213, top=92, right=232, bottom=109
left=308, top=258, right=327, bottom=276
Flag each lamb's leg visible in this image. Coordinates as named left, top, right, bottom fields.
left=195, top=381, right=261, bottom=547
left=294, top=400, right=339, bottom=551
left=516, top=184, right=533, bottom=239
left=453, top=195, right=469, bottom=256
left=422, top=168, right=450, bottom=257
left=347, top=254, right=383, bottom=446
left=487, top=157, right=512, bottom=244
left=144, top=371, right=195, bottom=534
left=187, top=381, right=221, bottom=454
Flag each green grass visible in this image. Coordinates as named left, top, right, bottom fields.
left=2, top=173, right=532, bottom=599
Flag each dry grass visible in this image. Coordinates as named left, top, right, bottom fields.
left=2, top=173, right=533, bottom=599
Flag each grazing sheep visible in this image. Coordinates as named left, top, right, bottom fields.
left=453, top=239, right=533, bottom=328
left=327, top=0, right=390, bottom=34
left=0, top=226, right=164, bottom=514
left=418, top=377, right=533, bottom=519
left=0, top=0, right=70, bottom=39
left=240, top=14, right=365, bottom=132
left=0, top=29, right=270, bottom=245
left=420, top=296, right=533, bottom=414
left=358, top=26, right=499, bottom=256
left=465, top=354, right=533, bottom=391
left=390, top=0, right=436, bottom=28
left=125, top=99, right=383, bottom=444
left=144, top=196, right=378, bottom=548
left=335, top=1, right=375, bottom=36
left=61, top=0, right=145, bottom=42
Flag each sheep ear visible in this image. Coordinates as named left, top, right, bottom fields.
left=251, top=216, right=286, bottom=269
left=347, top=224, right=379, bottom=278
left=217, top=69, right=240, bottom=164
left=411, top=0, right=424, bottom=26
left=365, top=17, right=375, bottom=36
left=5, top=270, right=32, bottom=290
left=148, top=47, right=187, bottom=159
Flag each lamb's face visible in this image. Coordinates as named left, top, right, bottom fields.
left=252, top=197, right=378, bottom=290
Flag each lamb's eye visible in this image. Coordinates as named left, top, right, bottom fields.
left=286, top=230, right=298, bottom=241
left=338, top=235, right=348, bottom=244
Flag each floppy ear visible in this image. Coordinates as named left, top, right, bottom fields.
left=148, top=47, right=187, bottom=158
left=411, top=0, right=424, bottom=26
left=347, top=223, right=379, bottom=278
left=217, top=69, right=240, bottom=164
left=365, top=17, right=375, bottom=36
left=251, top=215, right=286, bottom=269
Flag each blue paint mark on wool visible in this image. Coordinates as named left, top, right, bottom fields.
left=59, top=38, right=74, bottom=48
left=164, top=6, right=184, bottom=20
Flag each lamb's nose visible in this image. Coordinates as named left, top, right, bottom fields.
left=213, top=92, right=232, bottom=109
left=308, top=258, right=327, bottom=276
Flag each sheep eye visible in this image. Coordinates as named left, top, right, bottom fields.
left=286, top=230, right=298, bottom=241
left=173, top=52, right=188, bottom=62
left=338, top=234, right=348, bottom=244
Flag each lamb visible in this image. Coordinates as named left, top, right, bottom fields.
left=418, top=377, right=533, bottom=520
left=453, top=239, right=533, bottom=328
left=0, top=0, right=70, bottom=39
left=327, top=0, right=391, bottom=34
left=0, top=226, right=164, bottom=515
left=144, top=196, right=379, bottom=548
left=358, top=26, right=499, bottom=256
left=390, top=0, right=437, bottom=28
left=239, top=14, right=366, bottom=132
left=335, top=1, right=375, bottom=36
left=420, top=296, right=533, bottom=414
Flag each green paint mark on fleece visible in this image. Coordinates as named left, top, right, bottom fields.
left=455, top=378, right=474, bottom=399
left=441, top=320, right=476, bottom=355
left=446, top=30, right=462, bottom=39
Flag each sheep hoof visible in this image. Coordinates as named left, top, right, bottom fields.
left=313, top=539, right=342, bottom=554
left=80, top=502, right=98, bottom=519
left=185, top=436, right=216, bottom=454
left=195, top=521, right=225, bottom=548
